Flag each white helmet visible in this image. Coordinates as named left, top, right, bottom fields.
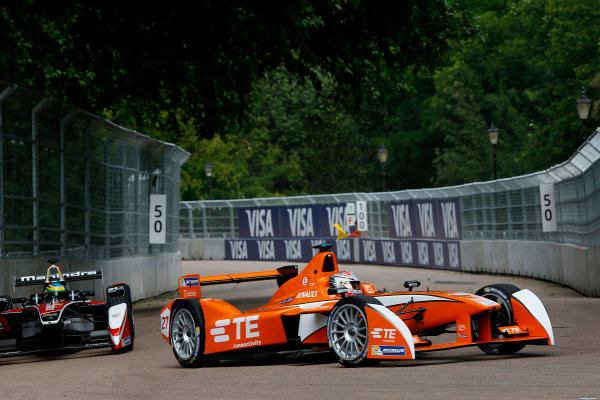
left=329, top=271, right=362, bottom=295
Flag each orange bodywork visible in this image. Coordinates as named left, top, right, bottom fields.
left=161, top=248, right=553, bottom=361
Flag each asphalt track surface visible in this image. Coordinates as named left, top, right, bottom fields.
left=2, top=260, right=599, bottom=400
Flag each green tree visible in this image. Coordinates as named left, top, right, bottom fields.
left=430, top=0, right=600, bottom=186
left=247, top=67, right=374, bottom=195
left=0, top=1, right=474, bottom=137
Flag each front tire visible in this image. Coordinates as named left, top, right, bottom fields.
left=476, top=284, right=526, bottom=355
left=170, top=300, right=206, bottom=368
left=327, top=295, right=381, bottom=367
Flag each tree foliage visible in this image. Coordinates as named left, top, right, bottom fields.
left=0, top=0, right=472, bottom=130
left=1, top=1, right=598, bottom=199
left=1, top=0, right=474, bottom=199
left=430, top=0, right=600, bottom=184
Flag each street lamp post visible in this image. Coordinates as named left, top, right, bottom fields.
left=204, top=161, right=213, bottom=198
left=576, top=87, right=592, bottom=143
left=487, top=123, right=500, bottom=180
left=377, top=144, right=389, bottom=191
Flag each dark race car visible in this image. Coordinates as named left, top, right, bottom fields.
left=0, top=260, right=134, bottom=357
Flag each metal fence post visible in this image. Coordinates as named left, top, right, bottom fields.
left=59, top=110, right=79, bottom=257
left=31, top=97, right=51, bottom=257
left=185, top=203, right=193, bottom=238
left=228, top=201, right=235, bottom=238
left=201, top=203, right=208, bottom=238
left=84, top=120, right=103, bottom=258
left=0, top=86, right=18, bottom=257
left=104, top=136, right=111, bottom=259
left=0, top=103, right=2, bottom=257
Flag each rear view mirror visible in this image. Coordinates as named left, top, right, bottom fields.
left=12, top=297, right=28, bottom=306
left=404, top=280, right=421, bottom=292
left=107, top=285, right=125, bottom=297
left=80, top=291, right=95, bottom=299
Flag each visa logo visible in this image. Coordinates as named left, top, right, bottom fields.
left=287, top=207, right=314, bottom=237
left=284, top=240, right=302, bottom=260
left=229, top=241, right=248, bottom=260
left=363, top=241, right=376, bottom=262
left=337, top=240, right=351, bottom=261
left=417, top=203, right=436, bottom=238
left=440, top=202, right=459, bottom=239
left=326, top=205, right=347, bottom=236
left=246, top=209, right=274, bottom=237
left=258, top=240, right=275, bottom=260
left=400, top=242, right=413, bottom=264
left=381, top=241, right=396, bottom=264
left=391, top=204, right=412, bottom=237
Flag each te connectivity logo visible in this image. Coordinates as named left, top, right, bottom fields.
left=371, top=327, right=396, bottom=340
left=210, top=315, right=260, bottom=344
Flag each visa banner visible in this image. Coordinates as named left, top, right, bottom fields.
left=359, top=239, right=460, bottom=270
left=225, top=238, right=460, bottom=270
left=238, top=204, right=353, bottom=238
left=225, top=238, right=354, bottom=262
left=387, top=198, right=461, bottom=240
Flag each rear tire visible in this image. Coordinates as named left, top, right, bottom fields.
left=476, top=284, right=526, bottom=355
left=170, top=300, right=207, bottom=368
left=327, top=295, right=382, bottom=367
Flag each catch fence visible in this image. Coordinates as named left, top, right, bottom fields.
left=180, top=128, right=600, bottom=249
left=0, top=80, right=189, bottom=260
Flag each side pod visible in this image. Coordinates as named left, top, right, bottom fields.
left=365, top=304, right=415, bottom=360
left=511, top=289, right=554, bottom=346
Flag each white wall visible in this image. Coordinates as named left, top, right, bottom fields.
left=178, top=238, right=599, bottom=297
left=460, top=240, right=599, bottom=296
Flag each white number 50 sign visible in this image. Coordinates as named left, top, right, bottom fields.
left=150, top=194, right=167, bottom=244
left=539, top=184, right=557, bottom=232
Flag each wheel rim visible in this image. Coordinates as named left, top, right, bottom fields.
left=482, top=292, right=512, bottom=331
left=481, top=291, right=512, bottom=348
left=329, top=304, right=368, bottom=360
left=171, top=308, right=198, bottom=360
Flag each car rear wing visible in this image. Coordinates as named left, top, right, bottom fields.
left=14, top=270, right=103, bottom=287
left=178, top=265, right=298, bottom=298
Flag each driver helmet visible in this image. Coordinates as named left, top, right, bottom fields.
left=45, top=282, right=66, bottom=295
left=329, top=271, right=362, bottom=295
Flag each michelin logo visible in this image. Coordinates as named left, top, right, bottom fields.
left=180, top=277, right=199, bottom=287
left=371, top=345, right=406, bottom=356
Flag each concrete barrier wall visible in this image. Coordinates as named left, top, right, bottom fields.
left=0, top=253, right=182, bottom=302
left=460, top=240, right=599, bottom=297
left=179, top=238, right=599, bottom=297
left=179, top=238, right=225, bottom=261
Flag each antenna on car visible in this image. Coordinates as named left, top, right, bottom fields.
left=311, top=243, right=333, bottom=253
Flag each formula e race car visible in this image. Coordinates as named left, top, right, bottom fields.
left=0, top=260, right=134, bottom=357
left=160, top=244, right=554, bottom=367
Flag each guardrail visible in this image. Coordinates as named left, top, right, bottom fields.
left=181, top=128, right=600, bottom=249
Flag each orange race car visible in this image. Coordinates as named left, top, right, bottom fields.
left=160, top=244, right=554, bottom=367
